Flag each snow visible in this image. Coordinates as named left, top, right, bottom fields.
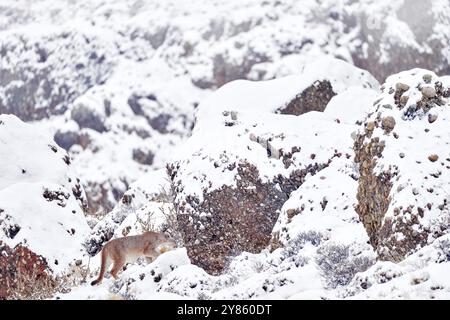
left=0, top=114, right=89, bottom=274
left=1, top=0, right=449, bottom=300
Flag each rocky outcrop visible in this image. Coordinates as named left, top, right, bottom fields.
left=277, top=80, right=336, bottom=115
left=354, top=69, right=450, bottom=262
left=169, top=58, right=379, bottom=274
left=169, top=162, right=288, bottom=273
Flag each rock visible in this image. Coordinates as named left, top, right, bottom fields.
left=132, top=148, right=155, bottom=166
left=428, top=154, right=439, bottom=162
left=169, top=58, right=379, bottom=274
left=71, top=103, right=107, bottom=133
left=428, top=113, right=438, bottom=123
left=421, top=86, right=436, bottom=98
left=54, top=130, right=91, bottom=150
left=395, top=83, right=410, bottom=91
left=171, top=162, right=288, bottom=274
left=354, top=69, right=450, bottom=263
left=423, top=74, right=433, bottom=83
left=278, top=80, right=336, bottom=115
left=381, top=116, right=396, bottom=134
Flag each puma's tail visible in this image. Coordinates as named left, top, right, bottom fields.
left=91, top=249, right=107, bottom=286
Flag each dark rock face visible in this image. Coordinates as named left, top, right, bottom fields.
left=170, top=163, right=288, bottom=275
left=127, top=93, right=172, bottom=134
left=212, top=51, right=269, bottom=88
left=148, top=113, right=171, bottom=134
left=277, top=80, right=336, bottom=115
left=132, top=148, right=155, bottom=165
left=54, top=130, right=91, bottom=151
left=169, top=154, right=333, bottom=275
left=71, top=104, right=107, bottom=133
left=354, top=124, right=395, bottom=251
left=353, top=71, right=450, bottom=262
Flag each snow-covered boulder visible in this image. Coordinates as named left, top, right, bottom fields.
left=353, top=69, right=450, bottom=262
left=0, top=114, right=90, bottom=298
left=345, top=233, right=450, bottom=299
left=168, top=57, right=379, bottom=274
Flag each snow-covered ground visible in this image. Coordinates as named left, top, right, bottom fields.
left=0, top=0, right=449, bottom=300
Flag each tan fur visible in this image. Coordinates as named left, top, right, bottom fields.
left=91, top=231, right=176, bottom=286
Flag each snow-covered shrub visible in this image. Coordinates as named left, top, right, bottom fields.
left=315, top=243, right=374, bottom=289
left=282, top=231, right=324, bottom=259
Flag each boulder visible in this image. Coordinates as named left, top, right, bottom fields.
left=169, top=58, right=379, bottom=274
left=354, top=69, right=450, bottom=262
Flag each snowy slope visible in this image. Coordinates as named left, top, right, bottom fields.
left=0, top=114, right=90, bottom=274
left=1, top=0, right=450, bottom=300
left=50, top=64, right=450, bottom=300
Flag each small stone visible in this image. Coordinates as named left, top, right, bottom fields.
left=230, top=111, right=238, bottom=120
left=75, top=259, right=82, bottom=266
left=428, top=154, right=439, bottom=162
left=399, top=152, right=405, bottom=158
left=381, top=116, right=396, bottom=133
left=422, top=74, right=432, bottom=84
left=366, top=121, right=375, bottom=131
left=399, top=95, right=409, bottom=107
left=421, top=86, right=436, bottom=98
left=396, top=83, right=410, bottom=91
left=412, top=188, right=419, bottom=195
left=428, top=113, right=438, bottom=123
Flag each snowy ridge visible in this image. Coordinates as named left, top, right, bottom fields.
left=0, top=114, right=89, bottom=274
left=171, top=57, right=378, bottom=209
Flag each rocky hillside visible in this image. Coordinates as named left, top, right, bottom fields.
left=1, top=0, right=449, bottom=300
left=57, top=64, right=449, bottom=300
left=1, top=0, right=449, bottom=214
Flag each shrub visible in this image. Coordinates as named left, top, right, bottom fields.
left=315, top=243, right=373, bottom=289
